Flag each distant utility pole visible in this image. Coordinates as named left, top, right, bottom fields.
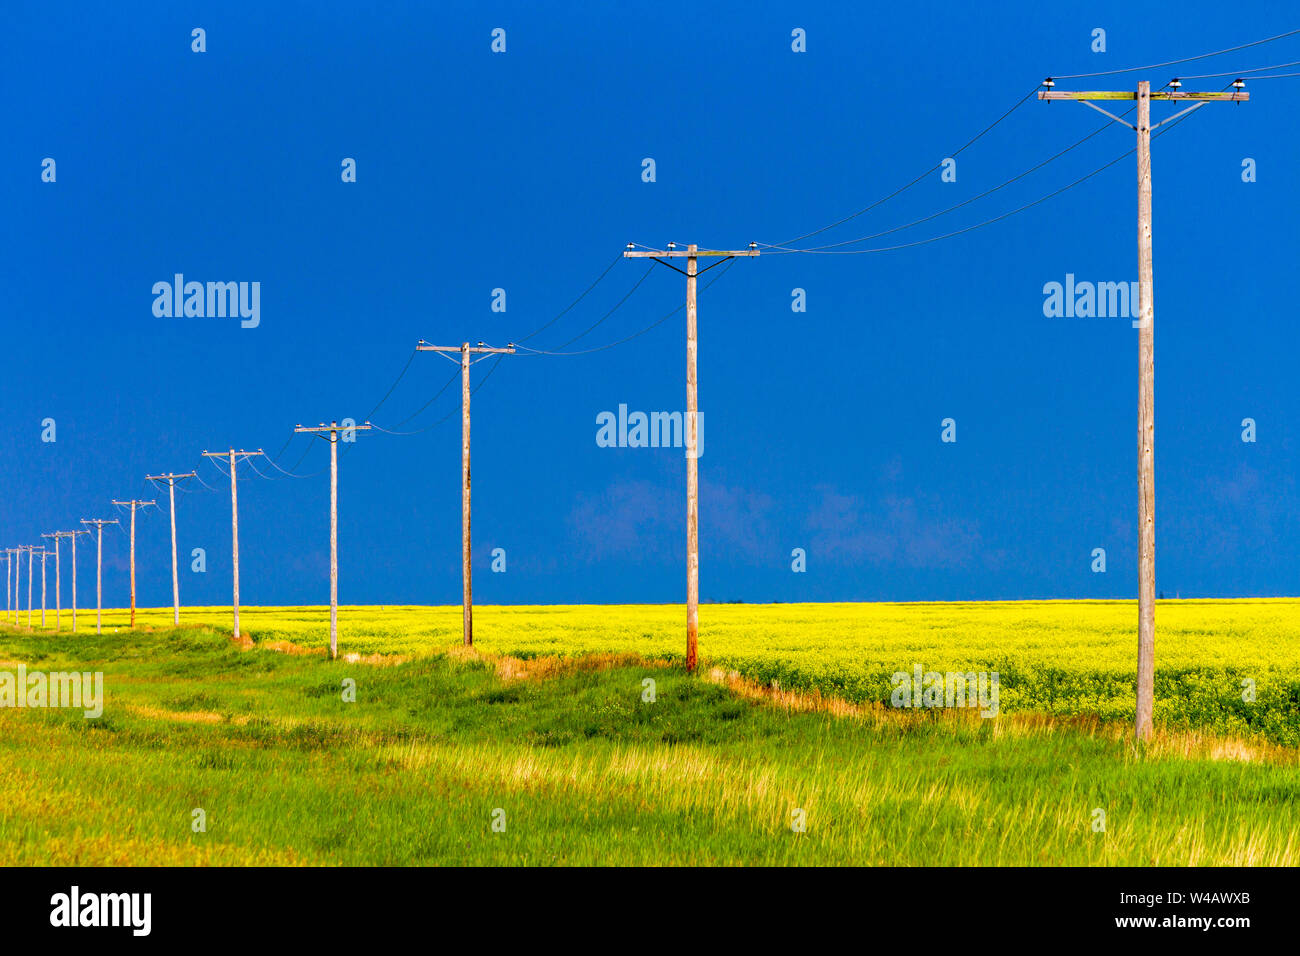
left=146, top=472, right=197, bottom=626
left=41, top=533, right=61, bottom=631
left=622, top=242, right=759, bottom=672
left=21, top=545, right=36, bottom=630
left=201, top=449, right=265, bottom=640
left=38, top=548, right=49, bottom=629
left=292, top=421, right=372, bottom=660
left=81, top=518, right=120, bottom=634
left=111, top=500, right=155, bottom=629
left=13, top=548, right=24, bottom=627
left=5, top=548, right=20, bottom=625
left=415, top=341, right=516, bottom=647
left=1039, top=78, right=1248, bottom=741
left=2, top=550, right=13, bottom=625
left=54, top=530, right=89, bottom=633
left=9, top=548, right=24, bottom=626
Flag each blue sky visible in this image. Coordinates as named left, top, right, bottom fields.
left=2, top=1, right=1297, bottom=608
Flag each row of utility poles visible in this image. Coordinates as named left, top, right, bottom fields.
left=4, top=78, right=1247, bottom=744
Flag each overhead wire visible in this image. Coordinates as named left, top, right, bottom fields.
left=1050, top=28, right=1300, bottom=78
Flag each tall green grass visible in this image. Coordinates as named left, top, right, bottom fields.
left=0, top=623, right=1297, bottom=865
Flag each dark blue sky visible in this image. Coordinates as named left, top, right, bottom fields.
left=2, top=1, right=1297, bottom=607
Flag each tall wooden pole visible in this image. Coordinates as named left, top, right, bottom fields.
left=292, top=424, right=371, bottom=659
left=230, top=451, right=240, bottom=638
left=1135, top=80, right=1156, bottom=741
left=39, top=549, right=47, bottom=629
left=96, top=525, right=104, bottom=633
left=70, top=532, right=79, bottom=633
left=461, top=344, right=473, bottom=646
left=685, top=246, right=700, bottom=672
left=202, top=451, right=263, bottom=640
left=129, top=505, right=137, bottom=627
left=330, top=427, right=339, bottom=657
left=110, top=502, right=151, bottom=629
left=1037, top=81, right=1247, bottom=741
left=46, top=536, right=61, bottom=631
left=25, top=547, right=34, bottom=630
left=622, top=243, right=759, bottom=672
left=414, top=342, right=515, bottom=648
left=169, top=481, right=179, bottom=624
left=147, top=472, right=196, bottom=626
left=80, top=521, right=123, bottom=632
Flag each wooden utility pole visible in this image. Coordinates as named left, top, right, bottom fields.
left=1039, top=79, right=1247, bottom=740
left=146, top=472, right=197, bottom=625
left=292, top=422, right=372, bottom=660
left=415, top=341, right=516, bottom=646
left=622, top=242, right=759, bottom=672
left=2, top=550, right=13, bottom=625
left=21, top=545, right=36, bottom=630
left=201, top=449, right=264, bottom=640
left=81, top=518, right=120, bottom=634
left=111, top=500, right=155, bottom=629
left=53, top=530, right=89, bottom=633
left=41, top=533, right=61, bottom=631
left=5, top=546, right=21, bottom=629
left=38, top=548, right=49, bottom=629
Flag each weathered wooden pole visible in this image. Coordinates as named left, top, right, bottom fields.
left=79, top=521, right=114, bottom=634
left=292, top=424, right=371, bottom=660
left=685, top=246, right=700, bottom=672
left=148, top=472, right=196, bottom=626
left=69, top=531, right=86, bottom=633
left=25, top=546, right=34, bottom=630
left=1135, top=80, right=1156, bottom=741
left=169, top=479, right=180, bottom=625
left=42, top=534, right=61, bottom=631
left=39, top=548, right=47, bottom=628
left=414, top=342, right=514, bottom=648
left=1037, top=80, right=1248, bottom=741
left=461, top=344, right=473, bottom=646
left=621, top=242, right=758, bottom=672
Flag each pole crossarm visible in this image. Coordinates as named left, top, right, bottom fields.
left=146, top=472, right=197, bottom=483
left=1038, top=90, right=1249, bottom=101
left=624, top=247, right=761, bottom=258
left=416, top=343, right=516, bottom=354
left=293, top=422, right=374, bottom=435
left=202, top=449, right=264, bottom=461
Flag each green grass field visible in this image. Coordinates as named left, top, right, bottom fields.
left=1, top=600, right=1297, bottom=865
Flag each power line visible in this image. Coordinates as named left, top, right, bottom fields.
left=1178, top=59, right=1300, bottom=78
left=767, top=85, right=1043, bottom=247
left=761, top=91, right=1211, bottom=257
left=768, top=111, right=1130, bottom=253
left=516, top=252, right=623, bottom=343
left=549, top=263, right=656, bottom=351
left=1049, top=27, right=1300, bottom=79
left=513, top=257, right=739, bottom=356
